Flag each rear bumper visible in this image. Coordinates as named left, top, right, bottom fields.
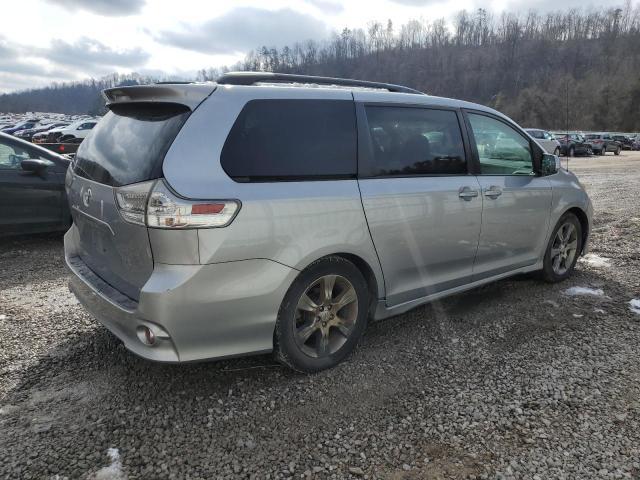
left=65, top=227, right=298, bottom=362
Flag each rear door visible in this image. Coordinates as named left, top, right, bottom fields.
left=464, top=111, right=552, bottom=279
left=357, top=103, right=482, bottom=306
left=68, top=102, right=193, bottom=300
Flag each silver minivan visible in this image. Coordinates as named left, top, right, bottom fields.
left=65, top=73, right=593, bottom=372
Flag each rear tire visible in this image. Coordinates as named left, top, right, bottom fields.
left=274, top=256, right=369, bottom=373
left=614, top=146, right=621, bottom=155
left=541, top=213, right=582, bottom=283
left=568, top=146, right=575, bottom=157
left=553, top=147, right=560, bottom=156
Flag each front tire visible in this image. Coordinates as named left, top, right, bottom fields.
left=541, top=213, right=582, bottom=283
left=614, top=146, right=621, bottom=155
left=568, top=146, right=575, bottom=157
left=553, top=147, right=560, bottom=156
left=274, top=256, right=369, bottom=373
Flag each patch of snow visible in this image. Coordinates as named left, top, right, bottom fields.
left=594, top=308, right=606, bottom=314
left=630, top=299, right=640, bottom=315
left=0, top=314, right=6, bottom=321
left=563, top=287, right=605, bottom=297
left=544, top=300, right=559, bottom=308
left=93, top=448, right=125, bottom=480
left=580, top=253, right=611, bottom=268
left=572, top=314, right=584, bottom=318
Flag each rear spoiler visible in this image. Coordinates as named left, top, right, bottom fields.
left=102, top=83, right=217, bottom=111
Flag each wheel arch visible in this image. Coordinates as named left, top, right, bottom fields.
left=297, top=252, right=382, bottom=319
left=565, top=206, right=589, bottom=254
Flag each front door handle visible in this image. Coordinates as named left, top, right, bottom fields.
left=483, top=186, right=503, bottom=199
left=458, top=186, right=479, bottom=200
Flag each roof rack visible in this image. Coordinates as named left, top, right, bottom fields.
left=216, top=72, right=424, bottom=95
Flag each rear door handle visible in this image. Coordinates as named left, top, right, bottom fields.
left=483, top=186, right=503, bottom=198
left=458, top=186, right=479, bottom=200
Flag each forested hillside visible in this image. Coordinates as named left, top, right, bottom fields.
left=0, top=74, right=155, bottom=116
left=237, top=4, right=640, bottom=131
left=1, top=4, right=639, bottom=131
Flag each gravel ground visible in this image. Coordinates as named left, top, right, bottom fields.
left=1, top=152, right=640, bottom=480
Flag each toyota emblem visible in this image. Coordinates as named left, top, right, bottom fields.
left=82, top=187, right=92, bottom=208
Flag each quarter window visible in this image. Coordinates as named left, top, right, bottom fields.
left=467, top=113, right=533, bottom=175
left=221, top=99, right=356, bottom=181
left=363, top=106, right=467, bottom=176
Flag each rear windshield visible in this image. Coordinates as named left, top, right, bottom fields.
left=74, top=103, right=190, bottom=187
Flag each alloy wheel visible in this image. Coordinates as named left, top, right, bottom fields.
left=294, top=275, right=358, bottom=358
left=550, top=222, right=578, bottom=275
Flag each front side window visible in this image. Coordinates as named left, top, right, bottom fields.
left=467, top=113, right=533, bottom=175
left=0, top=140, right=31, bottom=170
left=364, top=106, right=466, bottom=176
left=221, top=99, right=356, bottom=181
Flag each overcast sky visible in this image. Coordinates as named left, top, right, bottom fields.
left=0, top=0, right=628, bottom=93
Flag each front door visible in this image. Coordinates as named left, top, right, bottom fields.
left=357, top=104, right=482, bottom=306
left=0, top=138, right=64, bottom=235
left=464, top=111, right=553, bottom=279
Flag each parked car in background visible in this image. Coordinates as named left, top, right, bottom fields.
left=0, top=132, right=71, bottom=236
left=34, top=120, right=97, bottom=144
left=1, top=119, right=39, bottom=135
left=524, top=129, right=561, bottom=155
left=630, top=136, right=640, bottom=151
left=551, top=132, right=592, bottom=156
left=40, top=138, right=83, bottom=156
left=583, top=133, right=622, bottom=155
left=65, top=73, right=593, bottom=372
left=56, top=120, right=97, bottom=142
left=14, top=122, right=69, bottom=142
left=612, top=134, right=633, bottom=150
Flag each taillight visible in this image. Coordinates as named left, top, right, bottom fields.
left=146, top=180, right=239, bottom=229
left=115, top=181, right=153, bottom=226
left=115, top=180, right=240, bottom=229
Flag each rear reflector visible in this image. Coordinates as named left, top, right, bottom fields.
left=191, top=203, right=225, bottom=215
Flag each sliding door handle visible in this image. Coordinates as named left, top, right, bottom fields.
left=458, top=186, right=479, bottom=199
left=483, top=186, right=503, bottom=198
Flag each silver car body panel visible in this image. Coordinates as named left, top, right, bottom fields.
left=359, top=176, right=483, bottom=306
left=65, top=82, right=593, bottom=362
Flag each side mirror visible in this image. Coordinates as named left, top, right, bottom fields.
left=541, top=153, right=560, bottom=176
left=21, top=158, right=54, bottom=174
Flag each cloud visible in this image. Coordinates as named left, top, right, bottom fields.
left=503, top=0, right=599, bottom=11
left=305, top=0, right=345, bottom=14
left=387, top=0, right=441, bottom=5
left=0, top=36, right=58, bottom=79
left=156, top=7, right=329, bottom=55
left=0, top=35, right=149, bottom=92
left=44, top=37, right=150, bottom=73
left=43, top=0, right=145, bottom=16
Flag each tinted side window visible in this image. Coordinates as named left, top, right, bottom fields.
left=467, top=113, right=533, bottom=175
left=364, top=106, right=466, bottom=176
left=221, top=100, right=356, bottom=182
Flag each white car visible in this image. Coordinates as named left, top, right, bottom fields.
left=55, top=119, right=98, bottom=142
left=525, top=128, right=561, bottom=155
